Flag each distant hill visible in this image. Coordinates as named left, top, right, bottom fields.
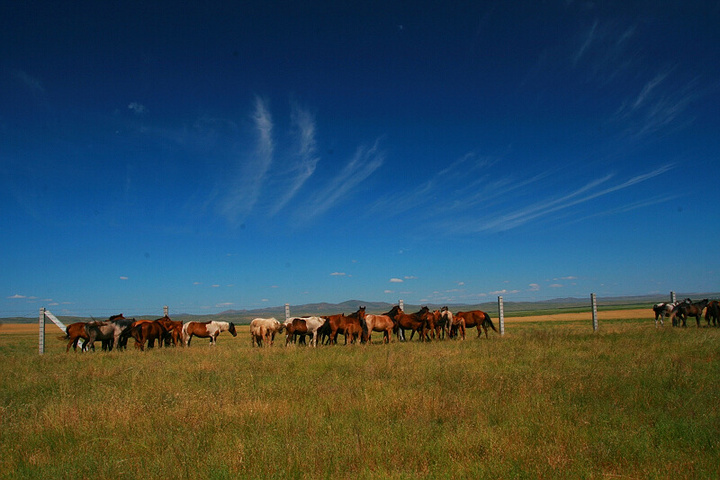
left=5, top=293, right=718, bottom=324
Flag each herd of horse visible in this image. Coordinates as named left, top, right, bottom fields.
left=248, top=305, right=498, bottom=347
left=651, top=298, right=719, bottom=328
left=62, top=305, right=497, bottom=352
left=63, top=298, right=716, bottom=352
left=64, top=315, right=237, bottom=352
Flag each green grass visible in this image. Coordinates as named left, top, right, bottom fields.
left=1, top=321, right=719, bottom=479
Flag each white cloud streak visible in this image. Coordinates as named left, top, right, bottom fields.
left=471, top=164, right=674, bottom=233
left=269, top=105, right=319, bottom=215
left=300, top=140, right=384, bottom=220
left=219, top=96, right=274, bottom=225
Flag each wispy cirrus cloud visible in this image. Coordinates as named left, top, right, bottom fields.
left=219, top=96, right=274, bottom=225
left=12, top=69, right=45, bottom=94
left=217, top=98, right=383, bottom=226
left=298, top=140, right=384, bottom=220
left=269, top=104, right=319, bottom=216
left=467, top=164, right=675, bottom=233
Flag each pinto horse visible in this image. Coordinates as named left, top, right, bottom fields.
left=652, top=299, right=690, bottom=327
left=182, top=321, right=237, bottom=346
left=325, top=307, right=365, bottom=345
left=389, top=305, right=431, bottom=342
left=454, top=310, right=497, bottom=339
left=361, top=308, right=395, bottom=344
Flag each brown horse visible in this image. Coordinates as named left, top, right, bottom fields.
left=454, top=310, right=497, bottom=339
left=389, top=305, right=431, bottom=341
left=65, top=322, right=90, bottom=352
left=671, top=299, right=709, bottom=327
left=128, top=320, right=168, bottom=351
left=283, top=317, right=309, bottom=346
left=182, top=321, right=237, bottom=346
left=155, top=316, right=183, bottom=346
left=446, top=310, right=466, bottom=340
left=325, top=307, right=365, bottom=345
left=361, top=308, right=395, bottom=344
left=705, top=300, right=720, bottom=327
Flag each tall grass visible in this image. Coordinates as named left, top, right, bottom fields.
left=0, top=320, right=719, bottom=479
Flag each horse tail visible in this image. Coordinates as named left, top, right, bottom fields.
left=483, top=313, right=498, bottom=332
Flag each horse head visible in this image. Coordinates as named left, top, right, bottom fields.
left=228, top=322, right=237, bottom=337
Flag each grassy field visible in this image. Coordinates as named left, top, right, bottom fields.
left=0, top=315, right=719, bottom=479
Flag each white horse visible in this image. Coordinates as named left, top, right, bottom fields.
left=182, top=321, right=237, bottom=346
left=249, top=317, right=284, bottom=347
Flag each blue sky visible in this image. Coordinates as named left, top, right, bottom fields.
left=2, top=1, right=719, bottom=317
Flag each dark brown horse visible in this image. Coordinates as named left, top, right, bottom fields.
left=389, top=305, right=431, bottom=341
left=671, top=299, right=709, bottom=327
left=325, top=307, right=365, bottom=345
left=705, top=300, right=720, bottom=327
left=454, top=310, right=497, bottom=339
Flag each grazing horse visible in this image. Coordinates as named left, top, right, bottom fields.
left=65, top=314, right=126, bottom=352
left=652, top=299, right=690, bottom=327
left=454, top=310, right=497, bottom=339
left=249, top=318, right=284, bottom=347
left=325, top=307, right=365, bottom=345
left=84, top=316, right=135, bottom=351
left=705, top=301, right=720, bottom=327
left=182, top=321, right=237, bottom=346
left=389, top=305, right=431, bottom=341
left=250, top=322, right=267, bottom=347
left=65, top=322, right=90, bottom=352
left=154, top=316, right=183, bottom=346
left=283, top=317, right=309, bottom=346
left=426, top=307, right=452, bottom=340
left=128, top=320, right=168, bottom=351
left=447, top=310, right=466, bottom=340
left=671, top=299, right=710, bottom=327
left=285, top=316, right=326, bottom=347
left=361, top=308, right=395, bottom=344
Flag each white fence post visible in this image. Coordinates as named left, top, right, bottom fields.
left=164, top=305, right=169, bottom=317
left=285, top=303, right=290, bottom=321
left=591, top=293, right=598, bottom=331
left=670, top=291, right=676, bottom=303
left=497, top=296, right=505, bottom=336
left=399, top=299, right=404, bottom=311
left=39, top=307, right=45, bottom=355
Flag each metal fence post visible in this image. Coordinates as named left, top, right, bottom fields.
left=670, top=291, right=676, bottom=303
left=163, top=305, right=169, bottom=317
left=591, top=293, right=598, bottom=331
left=498, top=296, right=505, bottom=336
left=285, top=303, right=290, bottom=321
